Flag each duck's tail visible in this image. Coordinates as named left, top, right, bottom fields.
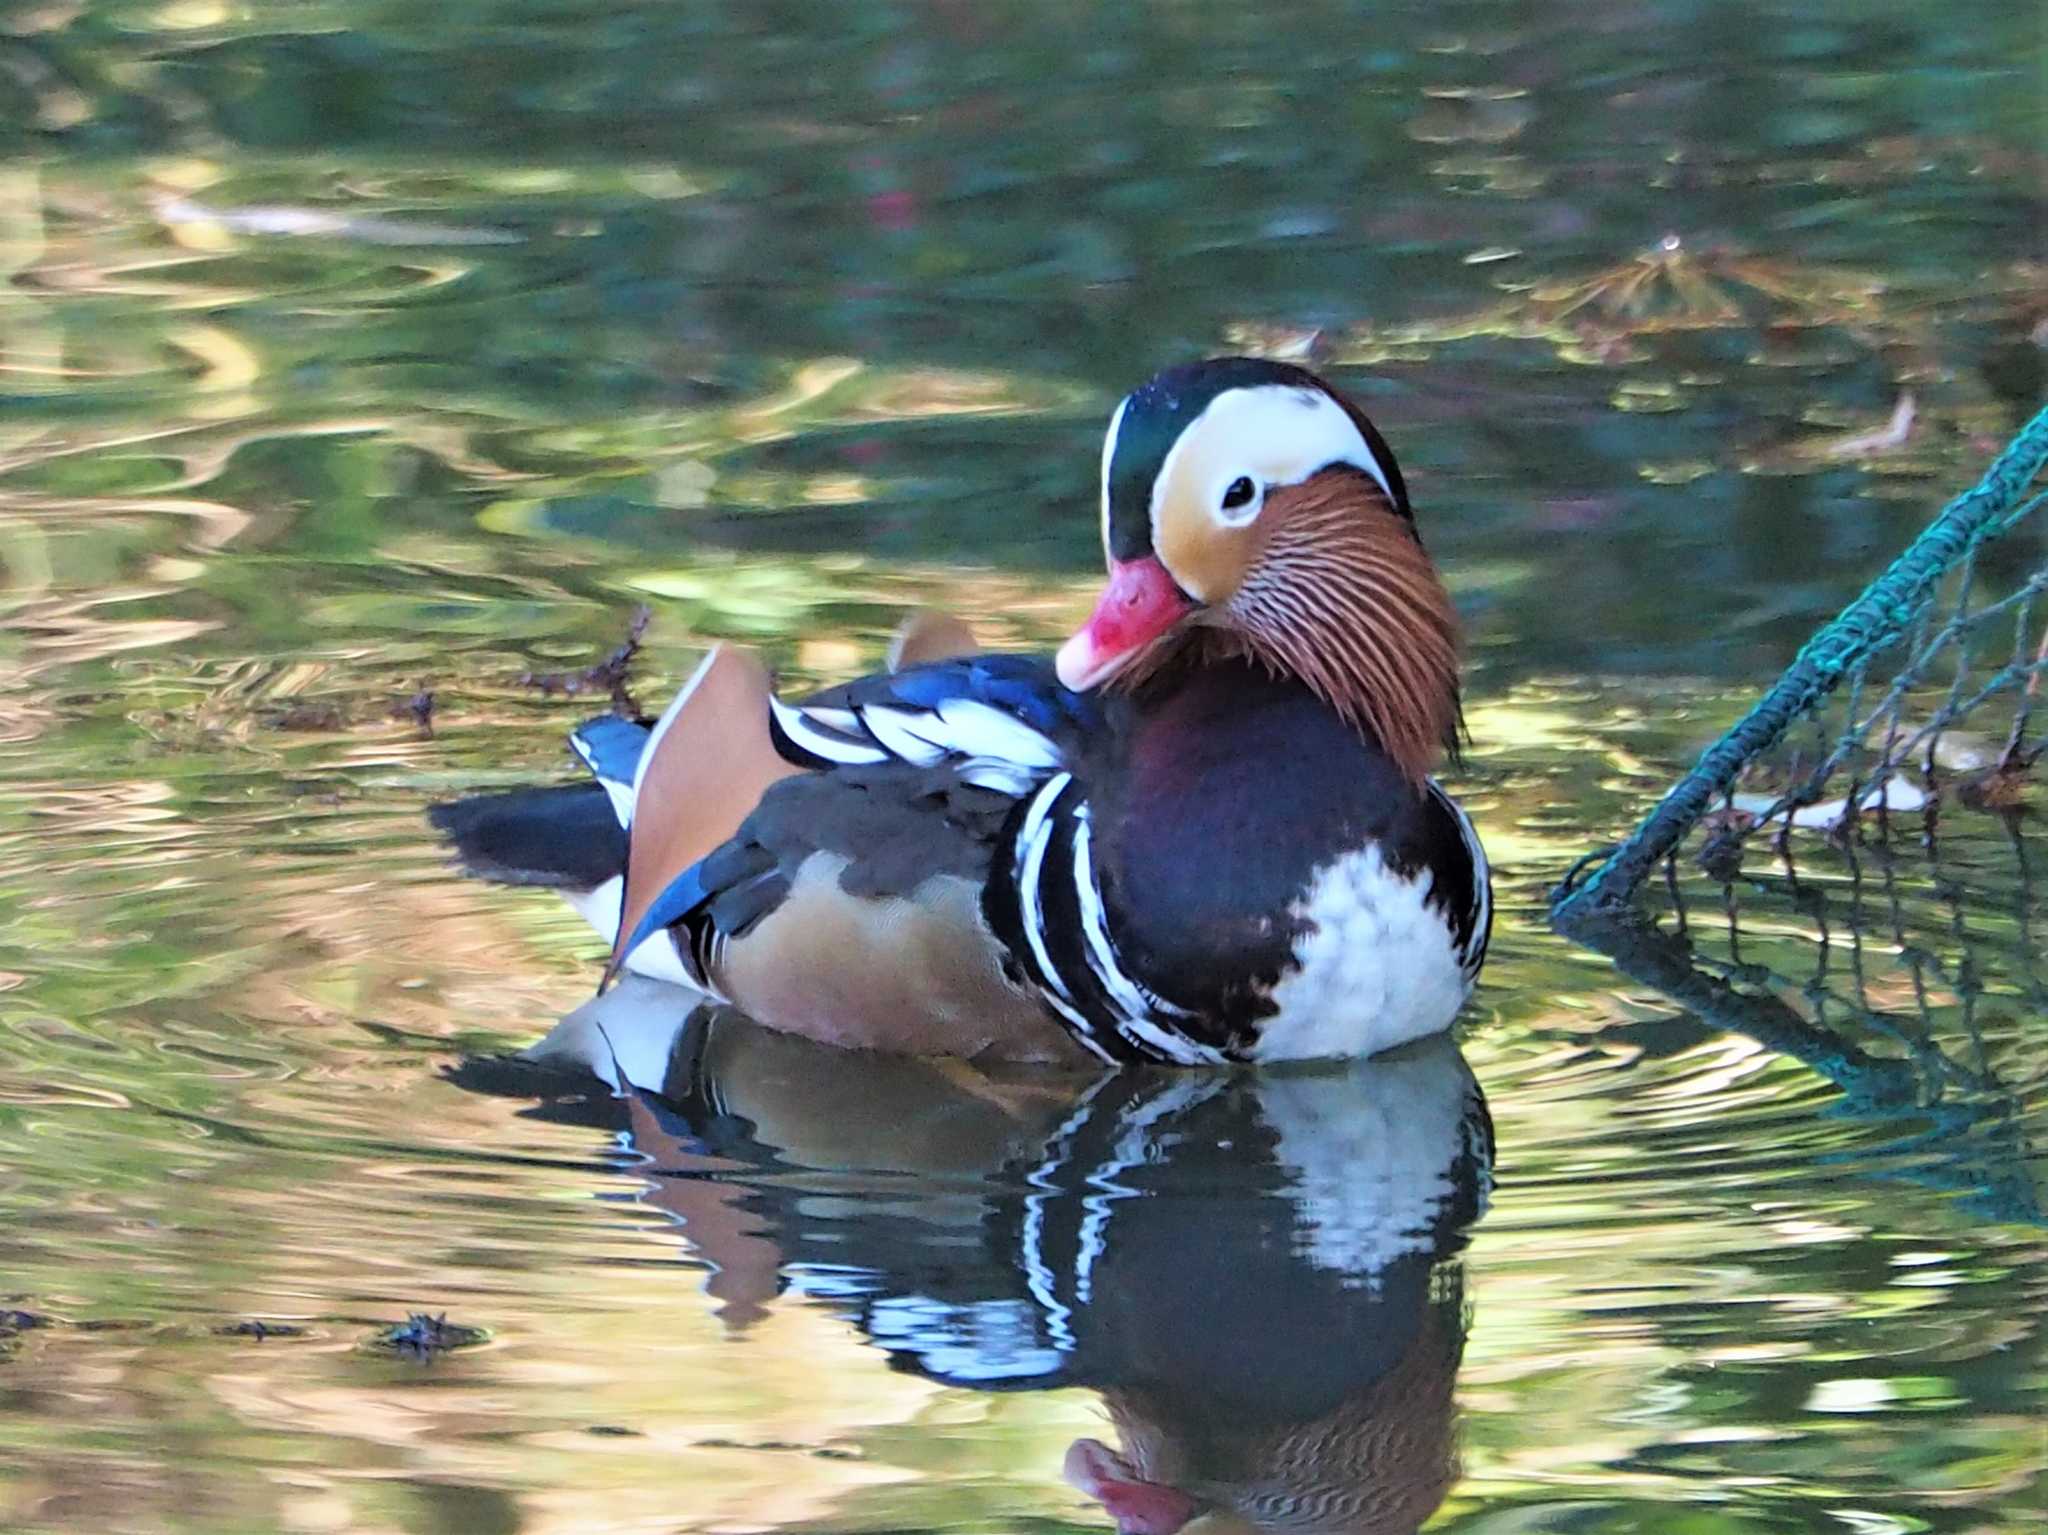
left=427, top=783, right=628, bottom=890
left=427, top=645, right=792, bottom=991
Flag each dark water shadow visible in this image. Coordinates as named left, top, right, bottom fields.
left=448, top=979, right=1493, bottom=1534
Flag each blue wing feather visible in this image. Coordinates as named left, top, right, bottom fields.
left=571, top=715, right=652, bottom=787
left=822, top=654, right=1102, bottom=738
left=614, top=860, right=715, bottom=976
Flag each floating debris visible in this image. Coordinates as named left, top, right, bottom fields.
left=152, top=195, right=521, bottom=247
left=1955, top=747, right=2038, bottom=813
left=389, top=688, right=437, bottom=738
left=1694, top=810, right=1752, bottom=883
left=1333, top=234, right=1894, bottom=369
left=519, top=606, right=651, bottom=715
left=1820, top=392, right=1917, bottom=460
left=262, top=700, right=350, bottom=732
left=695, top=1437, right=812, bottom=1453
left=1218, top=321, right=1329, bottom=363
left=217, top=1319, right=308, bottom=1341
left=258, top=685, right=437, bottom=736
left=0, top=1308, right=78, bottom=1357
left=1508, top=235, right=1885, bottom=336
left=1693, top=768, right=1941, bottom=878
left=1967, top=618, right=2048, bottom=810
left=371, top=1311, right=489, bottom=1359
left=1728, top=774, right=1929, bottom=830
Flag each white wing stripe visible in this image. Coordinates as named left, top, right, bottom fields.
left=855, top=704, right=949, bottom=765
left=1016, top=774, right=1076, bottom=1005
left=1068, top=815, right=1145, bottom=1011
left=802, top=705, right=861, bottom=733
left=1019, top=797, right=1220, bottom=1066
left=1047, top=993, right=1117, bottom=1063
left=769, top=696, right=889, bottom=765
left=930, top=699, right=1063, bottom=768
left=1118, top=1012, right=1221, bottom=1066
left=766, top=690, right=1064, bottom=784
left=959, top=760, right=1040, bottom=796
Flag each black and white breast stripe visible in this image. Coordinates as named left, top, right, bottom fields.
left=1428, top=782, right=1492, bottom=983
left=1015, top=1074, right=1228, bottom=1338
left=997, top=774, right=1241, bottom=1066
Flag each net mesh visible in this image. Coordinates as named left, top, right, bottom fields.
left=1551, top=404, right=2048, bottom=1223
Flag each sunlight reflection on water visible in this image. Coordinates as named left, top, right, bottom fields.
left=2, top=0, right=2045, bottom=1531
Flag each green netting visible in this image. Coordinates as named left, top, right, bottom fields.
left=1556, top=402, right=2048, bottom=923
left=1550, top=404, right=2048, bottom=1225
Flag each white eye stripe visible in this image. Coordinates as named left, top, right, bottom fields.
left=1151, top=384, right=1395, bottom=551
left=1098, top=394, right=1131, bottom=559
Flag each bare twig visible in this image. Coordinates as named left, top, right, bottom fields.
left=518, top=606, right=651, bottom=716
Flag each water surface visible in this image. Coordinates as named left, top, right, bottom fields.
left=2, top=3, right=2044, bottom=1531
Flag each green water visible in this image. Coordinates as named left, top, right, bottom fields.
left=2, top=3, right=2044, bottom=1531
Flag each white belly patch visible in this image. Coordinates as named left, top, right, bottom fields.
left=1254, top=847, right=1472, bottom=1062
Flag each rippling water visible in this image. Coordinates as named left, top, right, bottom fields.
left=2, top=2, right=2044, bottom=1531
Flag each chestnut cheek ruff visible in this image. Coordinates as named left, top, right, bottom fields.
left=1226, top=468, right=1461, bottom=780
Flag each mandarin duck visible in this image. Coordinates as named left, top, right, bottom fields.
left=434, top=358, right=1491, bottom=1065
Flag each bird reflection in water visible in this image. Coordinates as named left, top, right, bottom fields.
left=454, top=977, right=1493, bottom=1534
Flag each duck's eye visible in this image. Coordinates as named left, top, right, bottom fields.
left=1221, top=476, right=1257, bottom=511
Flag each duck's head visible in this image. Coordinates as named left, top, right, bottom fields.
left=1057, top=358, right=1460, bottom=778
